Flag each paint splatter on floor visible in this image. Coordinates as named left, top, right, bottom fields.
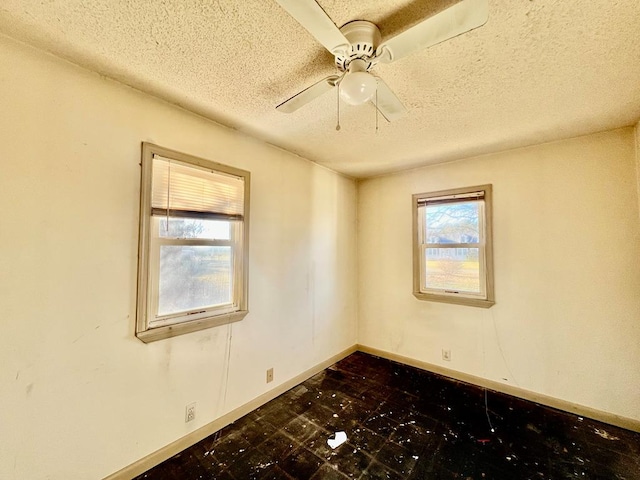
left=594, top=428, right=620, bottom=441
left=135, top=352, right=640, bottom=479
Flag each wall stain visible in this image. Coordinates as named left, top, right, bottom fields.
left=164, top=342, right=172, bottom=370
left=25, top=383, right=33, bottom=396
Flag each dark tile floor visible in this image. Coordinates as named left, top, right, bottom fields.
left=136, top=352, right=640, bottom=479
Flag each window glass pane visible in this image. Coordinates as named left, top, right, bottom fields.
left=158, top=217, right=230, bottom=240
left=425, top=201, right=480, bottom=244
left=424, top=248, right=480, bottom=293
left=158, top=246, right=232, bottom=316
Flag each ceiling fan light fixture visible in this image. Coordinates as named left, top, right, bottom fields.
left=275, top=0, right=489, bottom=119
left=339, top=71, right=377, bottom=105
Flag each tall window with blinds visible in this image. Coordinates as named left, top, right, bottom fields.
left=412, top=185, right=494, bottom=308
left=136, top=143, right=250, bottom=342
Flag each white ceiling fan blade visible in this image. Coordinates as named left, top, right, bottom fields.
left=276, top=75, right=339, bottom=113
left=274, top=0, right=350, bottom=55
left=376, top=0, right=489, bottom=64
left=372, top=78, right=407, bottom=122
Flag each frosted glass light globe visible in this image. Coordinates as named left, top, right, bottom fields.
left=339, top=71, right=377, bottom=105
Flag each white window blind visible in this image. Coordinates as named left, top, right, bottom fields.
left=151, top=155, right=245, bottom=220
left=416, top=190, right=484, bottom=206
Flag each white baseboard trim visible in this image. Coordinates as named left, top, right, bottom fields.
left=103, top=345, right=357, bottom=480
left=357, top=344, right=640, bottom=433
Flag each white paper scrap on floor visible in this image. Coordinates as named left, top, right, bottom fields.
left=327, top=431, right=347, bottom=449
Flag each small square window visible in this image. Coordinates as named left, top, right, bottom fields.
left=136, top=143, right=250, bottom=342
left=413, top=185, right=494, bottom=307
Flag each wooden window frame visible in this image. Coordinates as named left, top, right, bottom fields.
left=412, top=184, right=495, bottom=308
left=136, top=143, right=250, bottom=343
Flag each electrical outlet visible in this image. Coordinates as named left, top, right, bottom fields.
left=442, top=349, right=451, bottom=361
left=266, top=368, right=274, bottom=383
left=185, top=402, right=196, bottom=423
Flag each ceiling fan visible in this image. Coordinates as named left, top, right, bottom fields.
left=275, top=0, right=489, bottom=122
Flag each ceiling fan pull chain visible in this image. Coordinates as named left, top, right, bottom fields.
left=336, top=83, right=341, bottom=131
left=375, top=80, right=379, bottom=134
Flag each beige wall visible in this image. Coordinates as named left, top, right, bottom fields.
left=0, top=35, right=357, bottom=480
left=358, top=127, right=640, bottom=422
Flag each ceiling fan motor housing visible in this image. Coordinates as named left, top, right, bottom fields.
left=335, top=20, right=381, bottom=72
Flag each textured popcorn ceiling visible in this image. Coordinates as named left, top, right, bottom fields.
left=1, top=1, right=639, bottom=178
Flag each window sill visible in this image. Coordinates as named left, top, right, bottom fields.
left=136, top=310, right=248, bottom=343
left=413, top=292, right=495, bottom=308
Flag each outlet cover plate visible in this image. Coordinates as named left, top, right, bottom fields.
left=185, top=402, right=196, bottom=423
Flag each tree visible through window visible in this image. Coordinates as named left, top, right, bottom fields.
left=424, top=201, right=481, bottom=293
left=156, top=218, right=232, bottom=316
left=413, top=185, right=494, bottom=307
